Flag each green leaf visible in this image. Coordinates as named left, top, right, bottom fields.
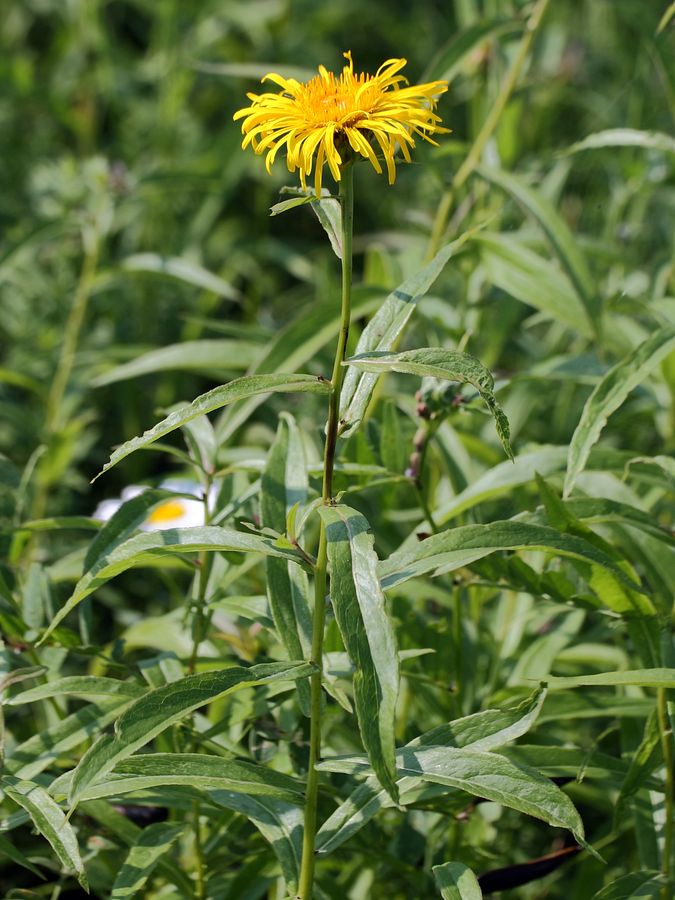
left=5, top=699, right=131, bottom=781
left=592, top=871, right=667, bottom=900
left=215, top=291, right=379, bottom=443
left=209, top=793, right=302, bottom=893
left=433, top=446, right=568, bottom=526
left=92, top=340, right=260, bottom=386
left=278, top=186, right=343, bottom=257
left=316, top=689, right=546, bottom=855
left=432, top=861, right=483, bottom=900
left=68, top=661, right=314, bottom=807
left=1, top=776, right=88, bottom=891
left=476, top=167, right=597, bottom=322
left=318, top=746, right=585, bottom=841
left=379, top=520, right=645, bottom=600
left=475, top=232, right=592, bottom=335
left=5, top=676, right=146, bottom=705
left=339, top=230, right=480, bottom=436
left=566, top=128, right=675, bottom=156
left=564, top=326, right=675, bottom=496
left=84, top=487, right=177, bottom=571
left=545, top=669, right=675, bottom=689
left=422, top=18, right=517, bottom=84
left=94, top=373, right=331, bottom=480
left=319, top=504, right=399, bottom=801
left=345, top=347, right=512, bottom=458
left=54, top=753, right=304, bottom=804
left=43, top=525, right=308, bottom=640
left=118, top=253, right=240, bottom=301
left=110, top=822, right=184, bottom=900
left=261, top=413, right=312, bottom=716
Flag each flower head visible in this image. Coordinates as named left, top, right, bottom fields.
left=234, top=52, right=448, bottom=195
left=93, top=480, right=212, bottom=531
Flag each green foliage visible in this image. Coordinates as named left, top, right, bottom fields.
left=1, top=0, right=674, bottom=897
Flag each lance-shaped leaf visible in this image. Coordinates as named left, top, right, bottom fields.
left=345, top=347, right=512, bottom=459
left=209, top=792, right=303, bottom=894
left=565, top=128, right=675, bottom=157
left=316, top=688, right=545, bottom=854
left=261, top=413, right=312, bottom=716
left=339, top=230, right=481, bottom=436
left=433, top=861, right=483, bottom=900
left=318, top=746, right=586, bottom=845
left=545, top=668, right=675, bottom=689
left=378, top=520, right=648, bottom=610
left=319, top=504, right=399, bottom=801
left=5, top=676, right=146, bottom=706
left=42, top=525, right=307, bottom=640
left=53, top=753, right=304, bottom=804
left=94, top=373, right=331, bottom=480
left=1, top=776, right=88, bottom=891
left=476, top=166, right=597, bottom=324
left=118, top=253, right=240, bottom=300
left=111, top=822, right=184, bottom=900
left=592, top=871, right=667, bottom=900
left=68, top=661, right=314, bottom=807
left=92, top=339, right=259, bottom=386
left=564, top=326, right=675, bottom=496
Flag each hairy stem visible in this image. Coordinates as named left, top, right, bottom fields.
left=426, top=0, right=551, bottom=259
left=297, top=165, right=354, bottom=899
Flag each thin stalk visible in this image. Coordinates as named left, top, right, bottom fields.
left=193, top=799, right=206, bottom=900
left=426, top=0, right=551, bottom=260
left=658, top=686, right=674, bottom=898
left=31, top=232, right=101, bottom=525
left=297, top=165, right=354, bottom=900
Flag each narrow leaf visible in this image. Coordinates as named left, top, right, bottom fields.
left=345, top=347, right=512, bottom=458
left=68, top=661, right=314, bottom=806
left=2, top=776, right=88, bottom=890
left=566, top=128, right=675, bottom=156
left=57, top=753, right=304, bottom=804
left=339, top=230, right=480, bottom=435
left=316, top=689, right=546, bottom=855
left=92, top=340, right=259, bottom=386
left=545, top=668, right=675, bottom=689
left=564, top=326, right=675, bottom=495
left=111, top=823, right=184, bottom=900
left=476, top=167, right=597, bottom=321
left=592, top=871, right=667, bottom=900
left=95, top=373, right=331, bottom=480
left=119, top=253, right=240, bottom=301
left=261, top=413, right=312, bottom=715
left=43, top=525, right=307, bottom=640
left=422, top=18, right=517, bottom=84
left=318, top=746, right=585, bottom=841
left=379, top=520, right=645, bottom=600
left=319, top=504, right=399, bottom=801
left=5, top=676, right=146, bottom=706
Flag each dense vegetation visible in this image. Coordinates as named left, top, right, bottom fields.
left=0, top=1, right=674, bottom=898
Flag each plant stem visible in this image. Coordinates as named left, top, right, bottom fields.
left=297, top=165, right=354, bottom=900
left=658, top=686, right=674, bottom=898
left=426, top=0, right=551, bottom=260
left=31, top=231, right=101, bottom=525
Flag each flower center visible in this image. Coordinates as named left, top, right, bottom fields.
left=146, top=499, right=186, bottom=524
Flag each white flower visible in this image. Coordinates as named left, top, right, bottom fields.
left=93, top=479, right=214, bottom=531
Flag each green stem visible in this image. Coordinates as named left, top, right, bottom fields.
left=658, top=686, right=674, bottom=898
left=297, top=165, right=354, bottom=900
left=426, top=0, right=551, bottom=260
left=31, top=232, right=101, bottom=524
left=192, top=799, right=206, bottom=899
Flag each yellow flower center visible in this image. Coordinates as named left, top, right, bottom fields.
left=146, top=499, right=185, bottom=524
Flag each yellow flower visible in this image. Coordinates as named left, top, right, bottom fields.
left=234, top=52, right=448, bottom=195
